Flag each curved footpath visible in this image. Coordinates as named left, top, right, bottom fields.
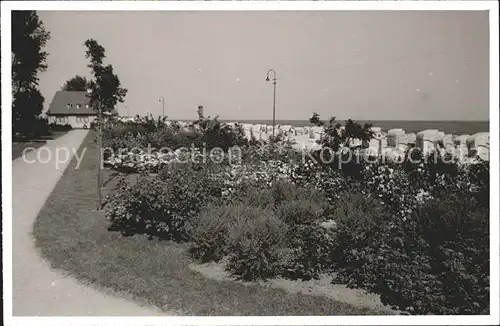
left=12, top=129, right=164, bottom=316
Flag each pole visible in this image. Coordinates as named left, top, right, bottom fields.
left=266, top=69, right=277, bottom=139
left=159, top=96, right=165, bottom=118
left=96, top=104, right=102, bottom=210
left=272, top=80, right=276, bottom=138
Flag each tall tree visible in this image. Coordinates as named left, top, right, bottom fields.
left=84, top=39, right=127, bottom=114
left=61, top=75, right=90, bottom=91
left=12, top=11, right=51, bottom=135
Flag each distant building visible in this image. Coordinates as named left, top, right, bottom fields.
left=46, top=91, right=96, bottom=128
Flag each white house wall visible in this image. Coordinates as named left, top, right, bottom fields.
left=48, top=116, right=96, bottom=129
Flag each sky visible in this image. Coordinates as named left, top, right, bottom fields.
left=37, top=10, right=489, bottom=121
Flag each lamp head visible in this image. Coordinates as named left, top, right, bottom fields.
left=265, top=76, right=270, bottom=82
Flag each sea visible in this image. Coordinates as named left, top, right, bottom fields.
left=218, top=120, right=489, bottom=135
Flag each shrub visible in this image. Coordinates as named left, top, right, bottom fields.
left=331, top=190, right=389, bottom=276
left=102, top=123, right=148, bottom=140
left=147, top=127, right=177, bottom=150
left=157, top=162, right=224, bottom=208
left=33, top=117, right=51, bottom=137
left=276, top=196, right=326, bottom=225
left=314, top=115, right=373, bottom=151
left=333, top=188, right=489, bottom=315
left=242, top=140, right=302, bottom=165
left=290, top=159, right=351, bottom=204
left=363, top=164, right=419, bottom=219
left=104, top=150, right=179, bottom=173
left=173, top=129, right=202, bottom=149
left=273, top=189, right=336, bottom=280
left=271, top=179, right=304, bottom=205
left=102, top=132, right=149, bottom=155
left=196, top=117, right=247, bottom=151
left=189, top=203, right=244, bottom=263
left=104, top=174, right=180, bottom=238
left=237, top=186, right=276, bottom=209
left=229, top=180, right=334, bottom=281
left=49, top=123, right=73, bottom=132
left=331, top=191, right=426, bottom=311
left=466, top=159, right=489, bottom=208
left=125, top=114, right=168, bottom=132
left=225, top=206, right=293, bottom=281
left=413, top=192, right=489, bottom=314
left=285, top=222, right=337, bottom=280
left=271, top=182, right=336, bottom=280
left=216, top=161, right=293, bottom=203
left=233, top=179, right=326, bottom=212
left=105, top=163, right=224, bottom=241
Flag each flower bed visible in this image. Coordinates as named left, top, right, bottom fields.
left=102, top=115, right=490, bottom=315
left=104, top=148, right=207, bottom=173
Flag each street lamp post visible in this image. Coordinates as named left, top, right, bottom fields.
left=265, top=69, right=277, bottom=138
left=87, top=88, right=102, bottom=210
left=159, top=96, right=165, bottom=118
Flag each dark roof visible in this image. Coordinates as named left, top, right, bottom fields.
left=47, top=91, right=96, bottom=116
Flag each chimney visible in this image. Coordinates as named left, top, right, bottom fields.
left=197, top=105, right=204, bottom=119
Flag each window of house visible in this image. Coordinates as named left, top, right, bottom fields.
left=85, top=104, right=90, bottom=109
left=66, top=103, right=72, bottom=109
left=76, top=104, right=81, bottom=109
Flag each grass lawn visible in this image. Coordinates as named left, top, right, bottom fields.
left=33, top=130, right=389, bottom=315
left=12, top=131, right=69, bottom=160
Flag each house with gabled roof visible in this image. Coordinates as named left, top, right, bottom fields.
left=46, top=91, right=97, bottom=128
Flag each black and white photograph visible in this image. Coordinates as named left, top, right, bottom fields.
left=2, top=1, right=499, bottom=325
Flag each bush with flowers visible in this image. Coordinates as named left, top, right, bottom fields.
left=210, top=160, right=294, bottom=203
left=401, top=149, right=489, bottom=208
left=290, top=158, right=350, bottom=204
left=332, top=185, right=489, bottom=315
left=104, top=146, right=210, bottom=173
left=362, top=163, right=422, bottom=219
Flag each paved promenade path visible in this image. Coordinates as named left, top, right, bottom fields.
left=12, top=130, right=163, bottom=316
